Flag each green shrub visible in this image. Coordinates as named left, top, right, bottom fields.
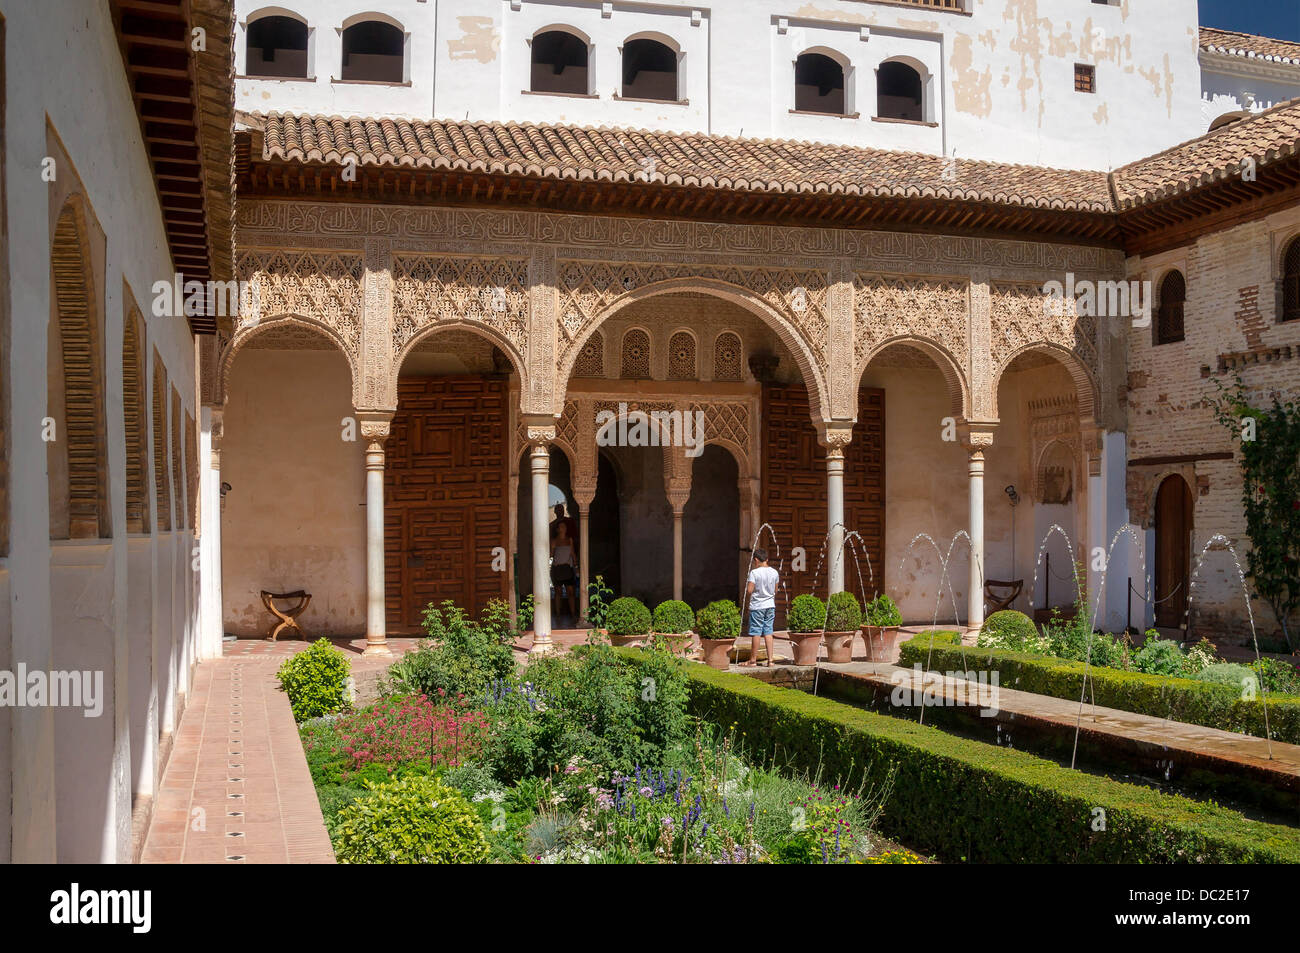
left=333, top=776, right=490, bottom=864
left=917, top=629, right=961, bottom=645
left=825, top=591, right=863, bottom=632
left=787, top=594, right=826, bottom=633
left=898, top=635, right=1300, bottom=745
left=695, top=600, right=740, bottom=638
left=607, top=597, right=652, bottom=636
left=384, top=600, right=516, bottom=701
left=1253, top=657, right=1300, bottom=694
left=276, top=639, right=351, bottom=722
left=864, top=593, right=902, bottom=627
left=668, top=652, right=1300, bottom=863
left=977, top=610, right=1042, bottom=653
left=1196, top=663, right=1259, bottom=695
left=1133, top=638, right=1188, bottom=677
left=651, top=599, right=694, bottom=634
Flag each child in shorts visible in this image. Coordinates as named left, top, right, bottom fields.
left=743, top=547, right=779, bottom=667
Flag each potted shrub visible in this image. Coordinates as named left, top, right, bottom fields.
left=786, top=594, right=826, bottom=665
left=652, top=599, right=696, bottom=656
left=863, top=593, right=904, bottom=663
left=695, top=600, right=741, bottom=670
left=606, top=596, right=651, bottom=647
left=823, top=591, right=863, bottom=663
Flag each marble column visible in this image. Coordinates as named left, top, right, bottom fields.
left=964, top=428, right=996, bottom=632
left=201, top=406, right=224, bottom=661
left=528, top=429, right=555, bottom=654
left=361, top=415, right=392, bottom=656
left=572, top=483, right=596, bottom=621
left=821, top=427, right=853, bottom=595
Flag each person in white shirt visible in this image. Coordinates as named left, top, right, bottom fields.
left=742, top=547, right=779, bottom=667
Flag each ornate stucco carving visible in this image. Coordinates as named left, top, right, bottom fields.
left=391, top=254, right=529, bottom=361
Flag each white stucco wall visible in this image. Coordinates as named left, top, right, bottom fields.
left=235, top=0, right=1205, bottom=170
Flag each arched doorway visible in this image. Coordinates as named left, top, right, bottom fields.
left=590, top=451, right=622, bottom=598
left=515, top=445, right=576, bottom=626
left=684, top=445, right=740, bottom=606
left=1154, top=474, right=1193, bottom=630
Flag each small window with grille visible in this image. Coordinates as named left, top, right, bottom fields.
left=1074, top=63, right=1095, bottom=93
left=1155, top=271, right=1186, bottom=345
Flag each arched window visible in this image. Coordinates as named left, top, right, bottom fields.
left=246, top=14, right=308, bottom=78
left=668, top=331, right=696, bottom=380
left=1283, top=237, right=1300, bottom=323
left=341, top=19, right=404, bottom=83
left=532, top=30, right=589, bottom=95
left=123, top=308, right=149, bottom=533
left=794, top=52, right=845, bottom=115
left=621, top=328, right=651, bottom=379
left=1155, top=270, right=1186, bottom=345
left=622, top=38, right=677, bottom=101
left=877, top=61, right=923, bottom=121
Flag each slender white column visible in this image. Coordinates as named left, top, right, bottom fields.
left=672, top=506, right=685, bottom=601
left=200, top=406, right=224, bottom=660
left=362, top=418, right=391, bottom=656
left=530, top=439, right=554, bottom=652
left=574, top=495, right=593, bottom=620
left=826, top=454, right=845, bottom=594
left=968, top=447, right=986, bottom=631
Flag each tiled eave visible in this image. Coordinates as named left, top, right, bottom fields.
left=111, top=0, right=235, bottom=335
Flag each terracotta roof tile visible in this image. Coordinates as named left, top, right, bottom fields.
left=255, top=112, right=1115, bottom=212
left=1199, top=26, right=1300, bottom=66
left=1112, top=98, right=1300, bottom=207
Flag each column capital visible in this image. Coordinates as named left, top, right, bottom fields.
left=571, top=481, right=598, bottom=509
left=357, top=411, right=393, bottom=454
left=960, top=419, right=997, bottom=452
left=818, top=422, right=854, bottom=460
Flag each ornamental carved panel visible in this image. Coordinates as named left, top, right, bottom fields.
left=391, top=254, right=529, bottom=359
left=853, top=274, right=969, bottom=370
left=556, top=259, right=829, bottom=371
left=667, top=331, right=697, bottom=380
left=236, top=249, right=364, bottom=353
left=989, top=281, right=1099, bottom=382
left=713, top=331, right=744, bottom=381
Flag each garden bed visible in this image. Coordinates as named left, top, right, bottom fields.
left=670, top=653, right=1300, bottom=863
left=899, top=633, right=1300, bottom=745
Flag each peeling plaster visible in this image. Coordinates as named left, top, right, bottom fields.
left=793, top=4, right=869, bottom=25
left=1093, top=101, right=1109, bottom=125
left=447, top=15, right=500, bottom=64
left=950, top=34, right=993, bottom=118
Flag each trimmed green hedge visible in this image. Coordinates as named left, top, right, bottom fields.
left=899, top=634, right=1300, bottom=746
left=665, top=655, right=1300, bottom=863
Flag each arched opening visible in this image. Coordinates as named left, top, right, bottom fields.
left=622, top=37, right=677, bottom=101
left=992, top=349, right=1091, bottom=620
left=684, top=445, right=740, bottom=607
left=389, top=327, right=516, bottom=630
left=246, top=13, right=308, bottom=78
left=123, top=309, right=149, bottom=533
left=516, top=446, right=577, bottom=627
left=590, top=451, right=622, bottom=598
left=795, top=51, right=846, bottom=115
left=48, top=202, right=108, bottom=540
left=877, top=60, right=923, bottom=121
left=341, top=18, right=404, bottom=83
left=220, top=322, right=362, bottom=636
left=531, top=29, right=589, bottom=95
left=1155, top=269, right=1186, bottom=345
left=1281, top=236, right=1300, bottom=323
left=1153, top=474, right=1193, bottom=630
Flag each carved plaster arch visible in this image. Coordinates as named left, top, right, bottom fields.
left=857, top=334, right=969, bottom=419
left=391, top=319, right=528, bottom=409
left=218, top=314, right=360, bottom=407
left=558, top=277, right=831, bottom=427
left=991, top=341, right=1098, bottom=422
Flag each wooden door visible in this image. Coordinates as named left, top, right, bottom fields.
left=384, top=377, right=509, bottom=632
left=1153, top=475, right=1193, bottom=629
left=761, top=383, right=885, bottom=619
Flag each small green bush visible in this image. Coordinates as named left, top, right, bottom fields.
left=978, top=610, right=1041, bottom=652
left=825, top=591, right=863, bottom=632
left=276, top=639, right=351, bottom=722
left=1133, top=638, right=1188, bottom=677
left=864, top=593, right=902, bottom=627
left=1253, top=657, right=1300, bottom=694
left=1196, top=663, right=1259, bottom=695
left=695, top=600, right=740, bottom=638
left=607, top=597, right=652, bottom=636
left=787, top=594, right=826, bottom=633
left=333, top=776, right=490, bottom=864
left=385, top=600, right=516, bottom=700
left=651, top=599, right=694, bottom=635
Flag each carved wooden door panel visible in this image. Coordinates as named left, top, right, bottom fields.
left=761, top=383, right=885, bottom=621
left=384, top=377, right=510, bottom=632
left=1154, top=474, right=1193, bottom=630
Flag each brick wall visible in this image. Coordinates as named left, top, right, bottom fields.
left=1127, top=207, right=1300, bottom=645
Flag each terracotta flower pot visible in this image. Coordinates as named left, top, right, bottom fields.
left=788, top=631, right=823, bottom=665
left=862, top=625, right=904, bottom=663
left=657, top=632, right=696, bottom=656
left=824, top=630, right=857, bottom=663
left=699, top=637, right=735, bottom=670
left=608, top=631, right=643, bottom=647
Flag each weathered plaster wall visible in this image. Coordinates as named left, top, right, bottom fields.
left=221, top=348, right=367, bottom=637
left=235, top=0, right=1203, bottom=169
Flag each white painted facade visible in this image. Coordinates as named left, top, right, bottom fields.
left=1200, top=48, right=1300, bottom=132
left=235, top=0, right=1207, bottom=170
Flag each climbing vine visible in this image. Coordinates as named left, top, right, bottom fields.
left=1212, top=376, right=1300, bottom=651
